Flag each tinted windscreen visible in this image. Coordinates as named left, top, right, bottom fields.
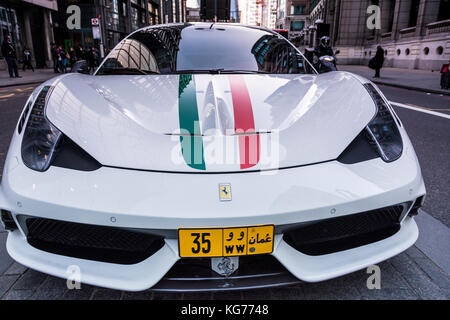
left=97, top=24, right=314, bottom=75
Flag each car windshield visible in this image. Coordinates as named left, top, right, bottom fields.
left=96, top=23, right=315, bottom=75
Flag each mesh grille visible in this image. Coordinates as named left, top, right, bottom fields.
left=283, top=204, right=405, bottom=256
left=26, top=218, right=165, bottom=264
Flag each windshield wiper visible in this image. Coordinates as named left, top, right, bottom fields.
left=176, top=69, right=268, bottom=75
left=219, top=69, right=269, bottom=74
left=98, top=67, right=160, bottom=75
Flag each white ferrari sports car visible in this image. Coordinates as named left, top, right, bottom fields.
left=0, top=23, right=425, bottom=292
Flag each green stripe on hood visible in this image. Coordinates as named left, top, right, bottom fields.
left=178, top=74, right=206, bottom=170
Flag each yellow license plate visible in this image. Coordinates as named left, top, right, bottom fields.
left=178, top=225, right=274, bottom=258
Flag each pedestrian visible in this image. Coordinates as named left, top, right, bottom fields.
left=1, top=35, right=21, bottom=78
left=373, top=45, right=384, bottom=78
left=69, top=47, right=77, bottom=70
left=51, top=43, right=59, bottom=73
left=86, top=47, right=95, bottom=72
left=22, top=46, right=34, bottom=72
left=440, top=60, right=450, bottom=90
left=79, top=44, right=86, bottom=60
left=57, top=45, right=67, bottom=73
left=92, top=47, right=100, bottom=69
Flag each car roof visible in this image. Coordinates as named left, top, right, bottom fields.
left=134, top=22, right=278, bottom=37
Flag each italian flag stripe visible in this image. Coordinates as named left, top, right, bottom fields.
left=228, top=75, right=260, bottom=169
left=178, top=74, right=206, bottom=170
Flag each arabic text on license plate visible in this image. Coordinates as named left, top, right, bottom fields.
left=178, top=225, right=274, bottom=258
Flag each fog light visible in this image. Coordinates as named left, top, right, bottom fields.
left=408, top=196, right=425, bottom=217
left=0, top=210, right=17, bottom=231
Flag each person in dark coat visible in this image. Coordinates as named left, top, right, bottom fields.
left=57, top=45, right=67, bottom=73
left=314, top=36, right=334, bottom=58
left=1, top=35, right=20, bottom=78
left=22, top=46, right=34, bottom=72
left=86, top=47, right=95, bottom=72
left=374, top=46, right=385, bottom=78
left=440, top=60, right=450, bottom=90
left=68, top=47, right=77, bottom=69
left=51, top=43, right=59, bottom=73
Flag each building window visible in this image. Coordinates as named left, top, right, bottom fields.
left=290, top=21, right=304, bottom=31
left=387, top=0, right=395, bottom=32
left=291, top=5, right=305, bottom=15
left=408, top=0, right=420, bottom=27
left=278, top=0, right=286, bottom=19
left=119, top=1, right=127, bottom=16
left=438, top=0, right=450, bottom=21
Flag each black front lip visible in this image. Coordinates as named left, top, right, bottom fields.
left=151, top=255, right=300, bottom=292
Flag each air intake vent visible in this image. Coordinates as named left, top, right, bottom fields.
left=26, top=218, right=165, bottom=264
left=283, top=204, right=406, bottom=256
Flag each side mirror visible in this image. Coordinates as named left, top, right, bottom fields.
left=335, top=50, right=340, bottom=55
left=71, top=60, right=90, bottom=74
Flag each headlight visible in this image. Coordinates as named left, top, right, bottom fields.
left=364, top=83, right=403, bottom=162
left=21, top=86, right=62, bottom=171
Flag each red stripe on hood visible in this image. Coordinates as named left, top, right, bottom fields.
left=228, top=75, right=260, bottom=169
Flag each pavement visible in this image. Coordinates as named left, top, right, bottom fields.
left=0, top=65, right=449, bottom=98
left=0, top=68, right=58, bottom=88
left=0, top=82, right=449, bottom=300
left=339, top=65, right=449, bottom=96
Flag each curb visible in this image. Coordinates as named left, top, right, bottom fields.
left=0, top=80, right=48, bottom=88
left=370, top=79, right=450, bottom=96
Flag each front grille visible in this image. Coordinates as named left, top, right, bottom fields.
left=25, top=218, right=165, bottom=264
left=283, top=204, right=406, bottom=256
left=152, top=255, right=300, bottom=292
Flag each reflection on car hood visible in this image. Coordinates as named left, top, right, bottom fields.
left=46, top=72, right=375, bottom=172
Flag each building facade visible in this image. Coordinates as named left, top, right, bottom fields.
left=0, top=0, right=57, bottom=68
left=240, top=0, right=261, bottom=25
left=275, top=0, right=310, bottom=39
left=262, top=0, right=277, bottom=28
left=52, top=0, right=184, bottom=57
left=309, top=0, right=450, bottom=70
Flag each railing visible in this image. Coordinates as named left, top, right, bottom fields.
left=381, top=32, right=392, bottom=42
left=426, top=19, right=450, bottom=35
left=310, top=0, right=322, bottom=13
left=399, top=26, right=416, bottom=39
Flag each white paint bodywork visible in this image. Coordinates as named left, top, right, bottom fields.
left=0, top=66, right=425, bottom=291
left=44, top=71, right=375, bottom=172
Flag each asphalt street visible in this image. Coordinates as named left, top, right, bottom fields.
left=0, top=83, right=448, bottom=300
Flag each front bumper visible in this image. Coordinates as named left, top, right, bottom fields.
left=6, top=216, right=418, bottom=291
left=0, top=132, right=425, bottom=291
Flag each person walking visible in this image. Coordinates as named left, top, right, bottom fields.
left=69, top=47, right=77, bottom=70
left=1, top=35, right=20, bottom=78
left=86, top=47, right=95, bottom=72
left=440, top=60, right=450, bottom=90
left=373, top=46, right=384, bottom=78
left=57, top=45, right=67, bottom=73
left=51, top=43, right=59, bottom=73
left=22, top=46, right=34, bottom=72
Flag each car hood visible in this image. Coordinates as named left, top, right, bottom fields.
left=46, top=72, right=376, bottom=172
